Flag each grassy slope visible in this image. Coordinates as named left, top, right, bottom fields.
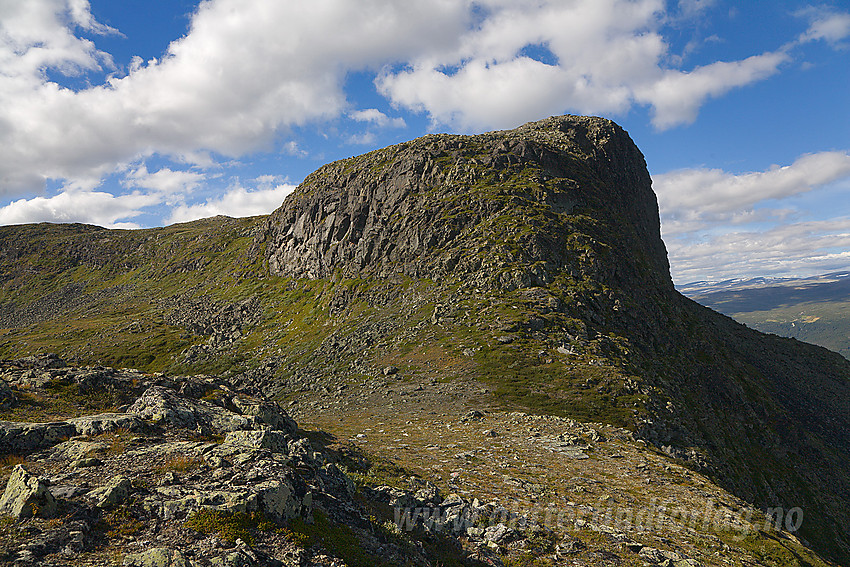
left=0, top=216, right=644, bottom=429
left=686, top=278, right=850, bottom=360
left=3, top=218, right=849, bottom=563
left=731, top=302, right=850, bottom=360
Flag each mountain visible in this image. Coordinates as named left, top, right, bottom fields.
left=1, top=115, right=849, bottom=565
left=681, top=272, right=850, bottom=359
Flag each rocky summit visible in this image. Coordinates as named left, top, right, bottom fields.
left=0, top=115, right=849, bottom=566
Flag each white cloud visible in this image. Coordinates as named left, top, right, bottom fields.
left=122, top=165, right=206, bottom=195
left=0, top=171, right=296, bottom=228
left=0, top=0, right=824, bottom=200
left=676, top=0, right=717, bottom=18
left=376, top=0, right=795, bottom=132
left=797, top=7, right=850, bottom=45
left=378, top=0, right=667, bottom=130
left=668, top=219, right=850, bottom=283
left=166, top=183, right=296, bottom=225
left=654, top=152, right=850, bottom=282
left=635, top=51, right=789, bottom=129
left=66, top=0, right=120, bottom=36
left=0, top=0, right=469, bottom=195
left=0, top=189, right=159, bottom=228
left=0, top=0, right=114, bottom=80
left=347, top=131, right=377, bottom=146
left=349, top=108, right=406, bottom=128
left=0, top=0, right=843, bottom=225
left=282, top=141, right=307, bottom=158
left=654, top=151, right=850, bottom=235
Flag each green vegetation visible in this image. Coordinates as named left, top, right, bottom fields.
left=719, top=530, right=835, bottom=567
left=184, top=509, right=277, bottom=545
left=287, top=510, right=393, bottom=567
left=2, top=121, right=849, bottom=566
left=0, top=379, right=129, bottom=422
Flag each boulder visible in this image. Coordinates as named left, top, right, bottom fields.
left=89, top=475, right=132, bottom=508
left=0, top=465, right=57, bottom=518
left=223, top=429, right=290, bottom=453
left=483, top=523, right=516, bottom=544
left=69, top=413, right=145, bottom=436
left=0, top=421, right=76, bottom=454
left=123, top=548, right=191, bottom=567
left=229, top=396, right=297, bottom=435
left=0, top=380, right=16, bottom=409
left=209, top=550, right=255, bottom=567
left=129, top=386, right=254, bottom=432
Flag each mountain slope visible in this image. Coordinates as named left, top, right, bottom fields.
left=1, top=115, right=849, bottom=564
left=681, top=272, right=850, bottom=360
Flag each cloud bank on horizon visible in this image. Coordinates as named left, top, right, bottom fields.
left=0, top=0, right=848, bottom=282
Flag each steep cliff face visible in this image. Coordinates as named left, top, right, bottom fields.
left=264, top=115, right=670, bottom=291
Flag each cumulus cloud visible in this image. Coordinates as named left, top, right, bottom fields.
left=635, top=51, right=789, bottom=129
left=0, top=168, right=296, bottom=228
left=1, top=0, right=846, bottom=245
left=376, top=0, right=795, bottom=131
left=0, top=189, right=159, bottom=229
left=166, top=182, right=295, bottom=225
left=122, top=165, right=206, bottom=196
left=654, top=151, right=850, bottom=235
left=1, top=0, right=829, bottom=201
left=668, top=219, right=850, bottom=283
left=797, top=7, right=850, bottom=46
left=0, top=0, right=469, bottom=194
left=654, top=152, right=850, bottom=281
left=378, top=0, right=667, bottom=130
left=349, top=109, right=406, bottom=128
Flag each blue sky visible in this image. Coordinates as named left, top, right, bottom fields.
left=0, top=0, right=848, bottom=283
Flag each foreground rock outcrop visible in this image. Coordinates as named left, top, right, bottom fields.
left=0, top=357, right=572, bottom=566
left=0, top=357, right=832, bottom=567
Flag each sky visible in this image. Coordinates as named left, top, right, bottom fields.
left=0, top=0, right=848, bottom=284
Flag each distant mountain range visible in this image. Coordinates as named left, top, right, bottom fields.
left=680, top=271, right=850, bottom=359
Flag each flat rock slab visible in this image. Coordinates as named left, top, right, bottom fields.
left=0, top=421, right=76, bottom=454
left=68, top=413, right=145, bottom=436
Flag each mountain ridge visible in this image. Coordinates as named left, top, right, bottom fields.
left=0, top=115, right=849, bottom=564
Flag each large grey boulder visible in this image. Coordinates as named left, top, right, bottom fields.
left=223, top=429, right=290, bottom=453
left=89, top=475, right=132, bottom=508
left=230, top=396, right=297, bottom=434
left=0, top=380, right=16, bottom=409
left=129, top=386, right=254, bottom=432
left=0, top=465, right=57, bottom=518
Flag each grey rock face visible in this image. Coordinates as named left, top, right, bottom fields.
left=229, top=396, right=297, bottom=436
left=128, top=386, right=254, bottom=432
left=264, top=115, right=669, bottom=289
left=0, top=413, right=142, bottom=455
left=89, top=475, right=132, bottom=508
left=0, top=465, right=57, bottom=518
left=0, top=380, right=16, bottom=409
left=69, top=412, right=145, bottom=436
left=0, top=420, right=76, bottom=454
left=223, top=429, right=291, bottom=453
left=123, top=547, right=191, bottom=567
